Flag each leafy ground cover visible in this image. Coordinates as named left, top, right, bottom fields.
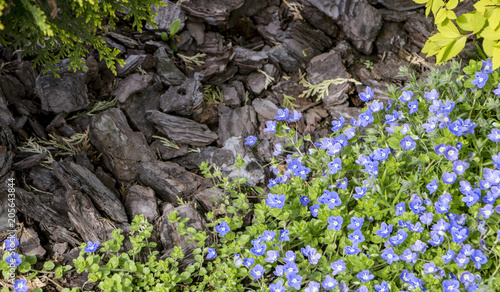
left=2, top=60, right=500, bottom=291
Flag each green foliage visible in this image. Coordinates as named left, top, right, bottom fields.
left=416, top=0, right=500, bottom=68
left=0, top=0, right=165, bottom=74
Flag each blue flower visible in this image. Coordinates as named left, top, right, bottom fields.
left=442, top=249, right=455, bottom=263
left=375, top=281, right=389, bottom=292
left=309, top=204, right=320, bottom=217
left=347, top=217, right=364, bottom=230
left=279, top=229, right=290, bottom=242
left=348, top=230, right=365, bottom=245
left=273, top=143, right=282, bottom=156
left=488, top=129, right=500, bottom=142
left=408, top=99, right=418, bottom=114
left=234, top=254, right=243, bottom=266
left=242, top=257, right=255, bottom=267
left=381, top=248, right=399, bottom=265
left=355, top=286, right=368, bottom=292
left=451, top=226, right=469, bottom=243
left=434, top=143, right=447, bottom=155
left=84, top=241, right=100, bottom=253
left=327, top=216, right=343, bottom=231
left=372, top=148, right=390, bottom=161
left=454, top=252, right=470, bottom=268
left=460, top=271, right=475, bottom=287
left=266, top=194, right=286, bottom=209
left=250, top=242, right=266, bottom=256
left=359, top=86, right=374, bottom=102
left=460, top=244, right=474, bottom=256
left=426, top=179, right=438, bottom=195
left=216, top=221, right=230, bottom=237
left=322, top=275, right=338, bottom=290
left=453, top=160, right=469, bottom=175
left=376, top=222, right=393, bottom=238
left=331, top=259, right=346, bottom=275
left=206, top=248, right=217, bottom=259
left=4, top=236, right=19, bottom=252
left=401, top=248, right=417, bottom=264
left=471, top=250, right=488, bottom=269
left=359, top=110, right=374, bottom=127
left=481, top=60, right=493, bottom=74
left=442, top=172, right=457, bottom=184
left=265, top=250, right=279, bottom=263
left=250, top=264, right=265, bottom=279
left=327, top=158, right=342, bottom=174
left=344, top=127, right=356, bottom=140
left=424, top=88, right=439, bottom=101
left=411, top=240, right=428, bottom=253
left=287, top=110, right=302, bottom=122
left=471, top=71, right=489, bottom=88
left=389, top=229, right=408, bottom=245
left=357, top=270, right=374, bottom=282
left=442, top=280, right=460, bottom=292
left=275, top=108, right=289, bottom=120
left=272, top=265, right=285, bottom=278
left=305, top=281, right=321, bottom=292
left=269, top=280, right=286, bottom=292
left=344, top=245, right=361, bottom=255
left=244, top=136, right=258, bottom=146
left=494, top=83, right=500, bottom=96
left=287, top=273, right=302, bottom=290
left=395, top=202, right=405, bottom=216
left=284, top=262, right=299, bottom=277
left=5, top=252, right=22, bottom=267
left=331, top=117, right=345, bottom=131
left=423, top=262, right=437, bottom=274
left=408, top=222, right=424, bottom=233
left=299, top=196, right=310, bottom=206
left=409, top=196, right=426, bottom=214
left=13, top=279, right=28, bottom=292
left=354, top=186, right=368, bottom=199
left=384, top=110, right=399, bottom=124
left=462, top=189, right=480, bottom=207
left=479, top=204, right=494, bottom=219
left=368, top=100, right=384, bottom=112
left=399, top=90, right=413, bottom=103
left=264, top=121, right=277, bottom=133
left=400, top=135, right=416, bottom=150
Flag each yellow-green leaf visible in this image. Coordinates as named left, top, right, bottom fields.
left=427, top=32, right=456, bottom=46
left=413, top=0, right=429, bottom=3
left=493, top=43, right=500, bottom=69
left=422, top=39, right=441, bottom=57
left=436, top=37, right=467, bottom=63
left=456, top=11, right=487, bottom=33
left=435, top=8, right=448, bottom=23
left=474, top=0, right=494, bottom=13
left=447, top=10, right=457, bottom=20
left=431, top=0, right=445, bottom=15
left=480, top=25, right=500, bottom=39
left=483, top=38, right=497, bottom=56
left=488, top=8, right=500, bottom=31
left=438, top=19, right=461, bottom=38
left=446, top=0, right=459, bottom=9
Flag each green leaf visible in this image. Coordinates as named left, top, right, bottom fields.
left=456, top=11, right=486, bottom=33
left=387, top=136, right=400, bottom=149
left=418, top=154, right=430, bottom=163
left=24, top=254, right=37, bottom=265
left=55, top=266, right=64, bottom=278
left=32, top=288, right=43, bottom=292
left=18, top=261, right=31, bottom=273
left=170, top=19, right=182, bottom=36
left=480, top=25, right=500, bottom=40
left=438, top=19, right=461, bottom=38
left=436, top=37, right=467, bottom=63
left=43, top=261, right=55, bottom=271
